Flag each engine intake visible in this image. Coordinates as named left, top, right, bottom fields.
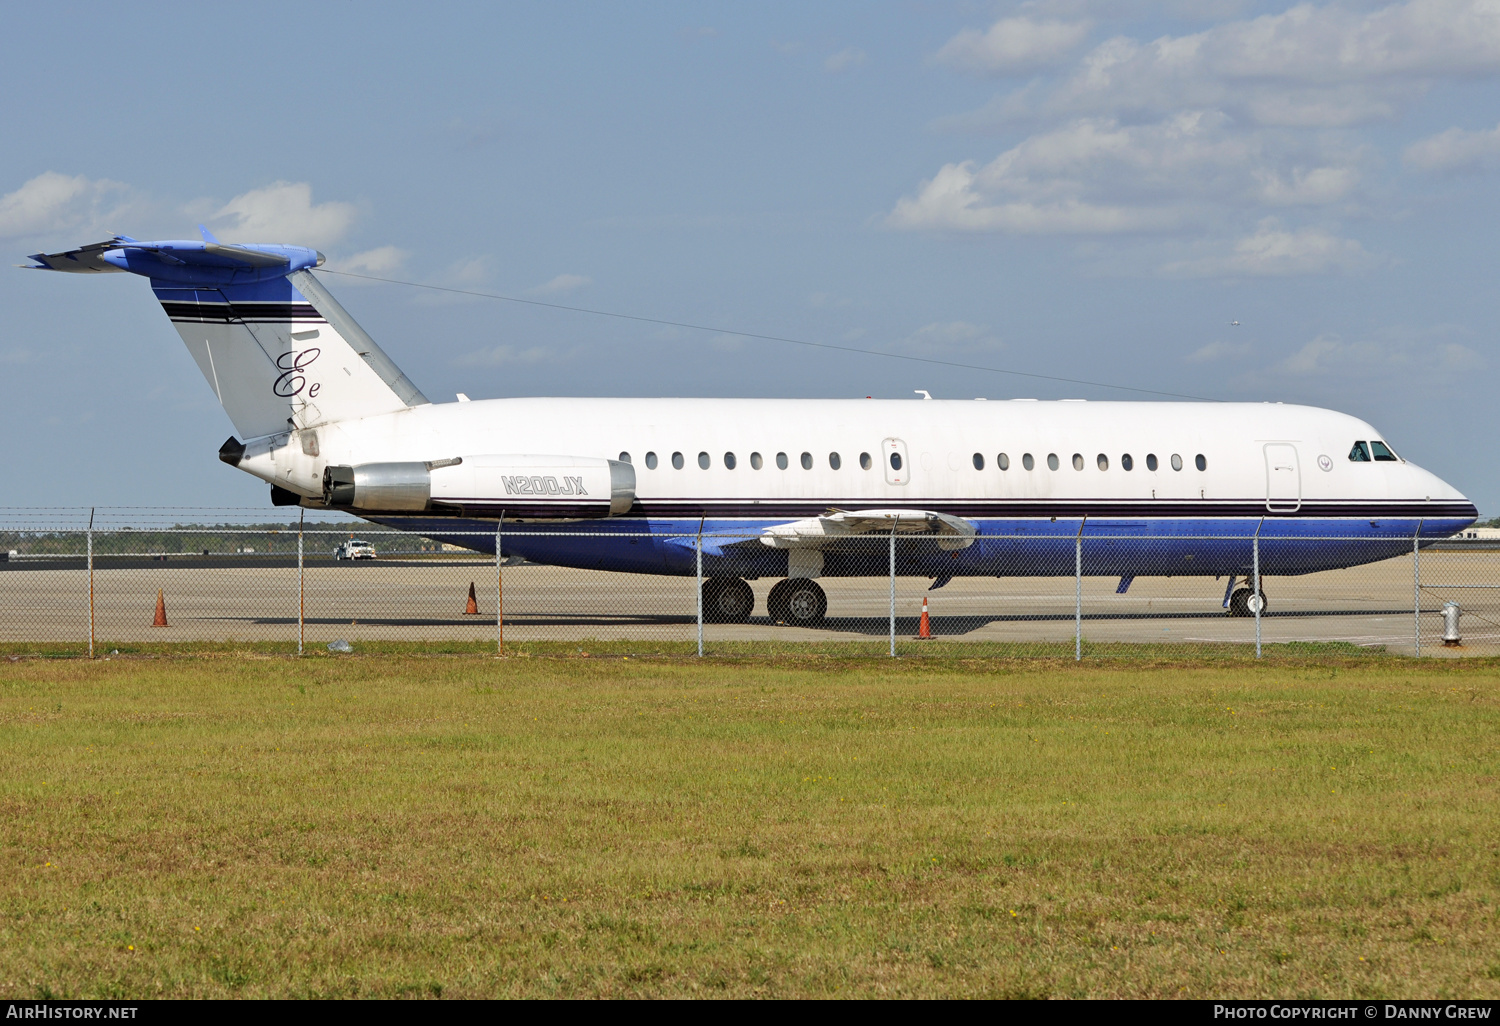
left=322, top=454, right=635, bottom=517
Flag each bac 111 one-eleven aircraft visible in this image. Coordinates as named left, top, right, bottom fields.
left=27, top=230, right=1477, bottom=624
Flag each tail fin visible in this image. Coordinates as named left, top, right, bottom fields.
left=27, top=236, right=428, bottom=439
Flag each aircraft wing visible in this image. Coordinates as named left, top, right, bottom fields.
left=758, top=508, right=977, bottom=551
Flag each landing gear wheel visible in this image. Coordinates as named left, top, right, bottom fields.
left=702, top=577, right=754, bottom=624
left=767, top=578, right=827, bottom=627
left=1229, top=587, right=1267, bottom=617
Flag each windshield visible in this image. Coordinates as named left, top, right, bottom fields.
left=1370, top=441, right=1399, bottom=462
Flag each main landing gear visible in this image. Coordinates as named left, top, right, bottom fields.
left=700, top=577, right=829, bottom=626
left=701, top=577, right=755, bottom=623
left=766, top=578, right=827, bottom=627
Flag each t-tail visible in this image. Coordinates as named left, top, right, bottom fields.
left=26, top=228, right=427, bottom=441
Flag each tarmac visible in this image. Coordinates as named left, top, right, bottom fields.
left=4, top=551, right=1499, bottom=655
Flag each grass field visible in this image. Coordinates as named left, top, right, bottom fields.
left=2, top=649, right=1498, bottom=998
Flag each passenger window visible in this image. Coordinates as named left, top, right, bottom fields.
left=890, top=451, right=902, bottom=471
left=972, top=453, right=984, bottom=471
left=776, top=452, right=789, bottom=470
left=1122, top=454, right=1133, bottom=471
left=1097, top=453, right=1109, bottom=471
left=1171, top=454, right=1183, bottom=471
left=698, top=452, right=710, bottom=470
left=1146, top=453, right=1158, bottom=471
left=1047, top=453, right=1060, bottom=471
left=800, top=452, right=813, bottom=470
left=724, top=452, right=737, bottom=470
left=750, top=452, right=763, bottom=470
left=645, top=451, right=658, bottom=470
left=1348, top=441, right=1371, bottom=462
left=618, top=451, right=631, bottom=464
left=997, top=453, right=1010, bottom=470
left=1371, top=441, right=1398, bottom=462
left=1022, top=453, right=1034, bottom=471
left=671, top=451, right=685, bottom=470
left=1195, top=453, right=1206, bottom=471
left=859, top=452, right=872, bottom=470
left=829, top=452, right=841, bottom=470
left=1071, top=453, right=1084, bottom=471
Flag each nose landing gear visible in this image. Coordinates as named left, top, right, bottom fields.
left=1228, top=585, right=1267, bottom=617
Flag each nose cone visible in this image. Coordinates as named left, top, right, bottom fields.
left=1410, top=461, right=1469, bottom=503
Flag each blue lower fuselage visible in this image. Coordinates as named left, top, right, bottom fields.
left=368, top=513, right=1475, bottom=580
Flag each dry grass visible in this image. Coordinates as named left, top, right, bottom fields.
left=1, top=651, right=1498, bottom=998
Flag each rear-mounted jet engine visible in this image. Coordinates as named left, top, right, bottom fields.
left=321, top=454, right=635, bottom=518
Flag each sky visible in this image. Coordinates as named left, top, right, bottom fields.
left=3, top=1, right=1499, bottom=512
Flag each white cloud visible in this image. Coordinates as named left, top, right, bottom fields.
left=529, top=273, right=592, bottom=296
left=1187, top=339, right=1252, bottom=362
left=1279, top=331, right=1483, bottom=376
left=1024, top=0, right=1500, bottom=128
left=937, top=18, right=1091, bottom=75
left=209, top=182, right=357, bottom=249
left=890, top=113, right=1364, bottom=235
left=339, top=246, right=408, bottom=276
left=1404, top=121, right=1500, bottom=171
left=443, top=255, right=494, bottom=285
left=889, top=320, right=1002, bottom=355
left=1163, top=221, right=1376, bottom=277
left=0, top=171, right=128, bottom=240
left=1253, top=166, right=1361, bottom=205
left=824, top=47, right=867, bottom=73
left=889, top=159, right=1173, bottom=233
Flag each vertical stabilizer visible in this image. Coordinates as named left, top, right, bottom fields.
left=27, top=236, right=429, bottom=441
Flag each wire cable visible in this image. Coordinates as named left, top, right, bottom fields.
left=317, top=268, right=1218, bottom=402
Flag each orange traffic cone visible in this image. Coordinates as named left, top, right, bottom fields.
left=152, top=588, right=169, bottom=628
left=464, top=582, right=480, bottom=615
left=917, top=596, right=931, bottom=639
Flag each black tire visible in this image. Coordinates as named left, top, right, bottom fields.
left=1228, top=587, right=1267, bottom=617
left=702, top=577, right=754, bottom=624
left=767, top=578, right=827, bottom=627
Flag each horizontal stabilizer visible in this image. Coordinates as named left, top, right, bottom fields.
left=24, top=239, right=127, bottom=273
left=26, top=236, right=322, bottom=284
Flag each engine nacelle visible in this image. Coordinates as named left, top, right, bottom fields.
left=322, top=455, right=635, bottom=517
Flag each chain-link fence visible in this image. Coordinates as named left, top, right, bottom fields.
left=3, top=508, right=1497, bottom=658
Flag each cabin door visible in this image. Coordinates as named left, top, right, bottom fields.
left=882, top=438, right=909, bottom=486
left=1264, top=443, right=1301, bottom=512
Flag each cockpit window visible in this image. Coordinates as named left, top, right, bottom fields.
left=1371, top=440, right=1398, bottom=462
left=1348, top=441, right=1371, bottom=462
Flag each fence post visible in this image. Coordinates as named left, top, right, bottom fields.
left=1252, top=523, right=1261, bottom=659
left=1413, top=520, right=1423, bottom=657
left=297, top=508, right=304, bottom=657
left=695, top=523, right=703, bottom=658
left=1075, top=519, right=1085, bottom=661
left=496, top=513, right=504, bottom=657
left=87, top=507, right=95, bottom=659
left=889, top=527, right=897, bottom=658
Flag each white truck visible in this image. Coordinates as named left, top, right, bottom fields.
left=334, top=538, right=377, bottom=561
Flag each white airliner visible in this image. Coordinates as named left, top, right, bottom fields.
left=28, top=231, right=1476, bottom=624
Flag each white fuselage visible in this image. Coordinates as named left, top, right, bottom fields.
left=240, top=396, right=1469, bottom=524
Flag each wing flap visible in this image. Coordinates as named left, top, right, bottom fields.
left=760, top=508, right=976, bottom=551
